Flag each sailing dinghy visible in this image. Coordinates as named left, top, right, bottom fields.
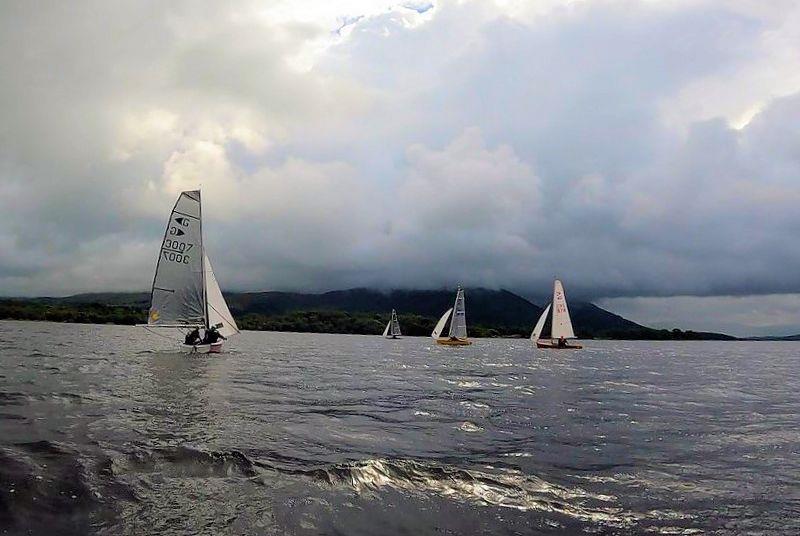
left=432, top=287, right=472, bottom=346
left=383, top=309, right=402, bottom=339
left=531, top=279, right=582, bottom=349
left=141, top=190, right=239, bottom=353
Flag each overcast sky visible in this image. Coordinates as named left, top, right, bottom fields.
left=1, top=0, right=799, bottom=335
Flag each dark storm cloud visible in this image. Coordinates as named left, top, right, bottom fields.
left=1, top=0, right=799, bottom=317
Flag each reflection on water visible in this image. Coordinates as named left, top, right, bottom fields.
left=1, top=320, right=799, bottom=535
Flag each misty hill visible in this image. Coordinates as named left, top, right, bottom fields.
left=38, top=292, right=151, bottom=308
left=225, top=289, right=732, bottom=339
left=741, top=334, right=800, bottom=341
left=1, top=288, right=735, bottom=339
left=227, top=288, right=539, bottom=329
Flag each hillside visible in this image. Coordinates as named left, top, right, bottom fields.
left=741, top=334, right=800, bottom=341
left=227, top=288, right=538, bottom=330
left=0, top=288, right=736, bottom=339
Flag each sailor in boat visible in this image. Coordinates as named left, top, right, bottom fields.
left=140, top=190, right=240, bottom=352
left=201, top=325, right=227, bottom=346
left=184, top=327, right=202, bottom=346
left=557, top=336, right=567, bottom=348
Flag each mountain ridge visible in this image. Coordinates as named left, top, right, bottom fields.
left=740, top=334, right=800, bottom=341
left=1, top=288, right=736, bottom=340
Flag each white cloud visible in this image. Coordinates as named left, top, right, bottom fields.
left=1, top=0, right=800, bottom=335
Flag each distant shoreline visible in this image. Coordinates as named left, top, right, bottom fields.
left=0, top=308, right=736, bottom=342
left=0, top=289, right=762, bottom=340
left=3, top=317, right=797, bottom=342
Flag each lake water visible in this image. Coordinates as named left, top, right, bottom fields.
left=1, top=320, right=799, bottom=535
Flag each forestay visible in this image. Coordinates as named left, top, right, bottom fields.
left=550, top=279, right=576, bottom=339
left=204, top=255, right=239, bottom=338
left=148, top=190, right=205, bottom=328
left=448, top=288, right=468, bottom=339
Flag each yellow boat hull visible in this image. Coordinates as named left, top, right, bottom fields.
left=435, top=338, right=472, bottom=346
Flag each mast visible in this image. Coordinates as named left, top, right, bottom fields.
left=199, top=189, right=208, bottom=330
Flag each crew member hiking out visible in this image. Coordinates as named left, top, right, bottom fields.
left=202, top=325, right=227, bottom=345
left=184, top=327, right=201, bottom=346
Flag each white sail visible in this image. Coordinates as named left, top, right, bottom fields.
left=550, top=279, right=576, bottom=339
left=204, top=254, right=239, bottom=338
left=431, top=308, right=453, bottom=339
left=530, top=303, right=551, bottom=342
left=382, top=320, right=391, bottom=337
left=148, top=190, right=205, bottom=328
left=448, top=287, right=468, bottom=339
left=390, top=309, right=401, bottom=336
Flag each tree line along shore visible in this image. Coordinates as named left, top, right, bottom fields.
left=0, top=294, right=736, bottom=341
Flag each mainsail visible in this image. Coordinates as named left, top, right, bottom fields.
left=204, top=255, right=239, bottom=337
left=383, top=309, right=401, bottom=338
left=390, top=309, right=401, bottom=337
left=148, top=190, right=205, bottom=328
left=448, top=287, right=468, bottom=339
left=431, top=308, right=453, bottom=339
left=146, top=190, right=238, bottom=345
left=530, top=304, right=551, bottom=342
left=550, top=279, right=576, bottom=339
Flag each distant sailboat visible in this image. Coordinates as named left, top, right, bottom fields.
left=141, top=190, right=239, bottom=353
left=531, top=279, right=582, bottom=349
left=432, top=287, right=472, bottom=346
left=383, top=309, right=402, bottom=339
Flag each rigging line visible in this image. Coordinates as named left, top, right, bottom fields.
left=208, top=302, right=239, bottom=332
left=142, top=326, right=182, bottom=340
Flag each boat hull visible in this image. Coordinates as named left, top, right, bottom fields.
left=435, top=337, right=472, bottom=346
left=536, top=340, right=582, bottom=349
left=385, top=336, right=401, bottom=340
left=183, top=343, right=224, bottom=354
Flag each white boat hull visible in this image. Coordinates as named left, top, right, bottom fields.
left=183, top=342, right=224, bottom=354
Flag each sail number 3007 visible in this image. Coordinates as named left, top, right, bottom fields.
left=162, top=239, right=194, bottom=264
left=164, top=239, right=193, bottom=253
left=162, top=250, right=191, bottom=264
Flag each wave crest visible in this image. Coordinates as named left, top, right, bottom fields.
left=311, top=458, right=632, bottom=525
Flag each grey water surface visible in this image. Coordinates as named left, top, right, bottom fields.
left=1, top=320, right=799, bottom=535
